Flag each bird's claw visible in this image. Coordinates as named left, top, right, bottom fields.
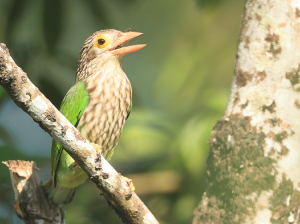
left=91, top=143, right=102, bottom=171
left=122, top=176, right=135, bottom=198
left=91, top=143, right=102, bottom=156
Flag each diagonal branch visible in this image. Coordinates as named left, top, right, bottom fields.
left=0, top=43, right=159, bottom=224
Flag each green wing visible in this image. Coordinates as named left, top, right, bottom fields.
left=51, top=81, right=89, bottom=186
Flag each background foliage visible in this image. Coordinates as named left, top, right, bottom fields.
left=0, top=0, right=244, bottom=223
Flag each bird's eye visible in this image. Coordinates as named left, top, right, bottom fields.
left=98, top=39, right=105, bottom=45
left=94, top=35, right=110, bottom=49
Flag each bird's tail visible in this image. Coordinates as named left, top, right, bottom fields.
left=44, top=179, right=76, bottom=204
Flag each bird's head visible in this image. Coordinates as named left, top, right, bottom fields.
left=76, top=29, right=146, bottom=81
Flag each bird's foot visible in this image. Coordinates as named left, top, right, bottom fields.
left=122, top=176, right=135, bottom=198
left=92, top=143, right=102, bottom=171
left=91, top=143, right=102, bottom=155
left=71, top=143, right=101, bottom=168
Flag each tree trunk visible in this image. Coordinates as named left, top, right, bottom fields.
left=193, top=0, right=300, bottom=223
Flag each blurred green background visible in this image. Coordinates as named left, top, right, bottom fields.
left=0, top=0, right=244, bottom=223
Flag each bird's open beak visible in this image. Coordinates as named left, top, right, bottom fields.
left=110, top=32, right=146, bottom=56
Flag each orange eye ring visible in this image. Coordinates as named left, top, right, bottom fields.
left=94, top=35, right=110, bottom=49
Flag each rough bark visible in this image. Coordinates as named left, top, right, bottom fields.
left=193, top=0, right=300, bottom=223
left=2, top=161, right=64, bottom=224
left=0, top=43, right=159, bottom=224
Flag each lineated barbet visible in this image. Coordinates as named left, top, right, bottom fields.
left=45, top=29, right=146, bottom=204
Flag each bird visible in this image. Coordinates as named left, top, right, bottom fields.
left=44, top=29, right=146, bottom=204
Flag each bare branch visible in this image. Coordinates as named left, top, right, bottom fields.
left=0, top=43, right=159, bottom=224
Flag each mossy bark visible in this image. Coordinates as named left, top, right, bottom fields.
left=193, top=0, right=300, bottom=223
